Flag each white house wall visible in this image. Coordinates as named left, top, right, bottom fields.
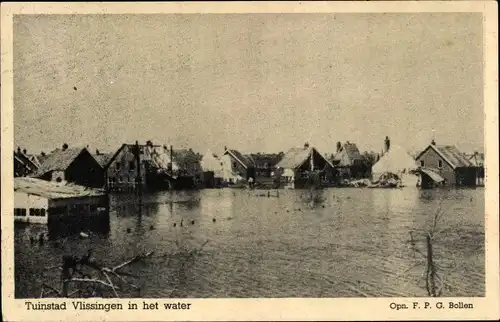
left=14, top=191, right=49, bottom=224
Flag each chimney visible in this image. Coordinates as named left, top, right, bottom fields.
left=62, top=143, right=68, bottom=151
left=384, top=136, right=390, bottom=153
left=16, top=147, right=21, bottom=155
left=95, top=149, right=100, bottom=155
left=336, top=142, right=341, bottom=152
left=304, top=142, right=310, bottom=149
left=23, top=148, right=27, bottom=155
left=431, top=139, right=436, bottom=146
left=224, top=146, right=227, bottom=151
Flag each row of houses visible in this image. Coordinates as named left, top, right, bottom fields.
left=14, top=137, right=485, bottom=191
left=202, top=138, right=485, bottom=189
left=13, top=142, right=203, bottom=192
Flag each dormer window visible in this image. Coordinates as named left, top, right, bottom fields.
left=438, top=160, right=443, bottom=169
left=420, top=160, right=425, bottom=167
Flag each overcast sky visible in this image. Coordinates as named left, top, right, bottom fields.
left=13, top=13, right=483, bottom=156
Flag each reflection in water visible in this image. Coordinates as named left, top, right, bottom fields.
left=15, top=188, right=485, bottom=298
left=47, top=213, right=111, bottom=240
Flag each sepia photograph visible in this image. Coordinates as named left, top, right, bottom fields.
left=2, top=2, right=499, bottom=321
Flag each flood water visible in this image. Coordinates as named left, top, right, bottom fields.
left=15, top=187, right=485, bottom=298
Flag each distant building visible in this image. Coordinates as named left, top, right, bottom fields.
left=14, top=177, right=107, bottom=224
left=467, top=151, right=485, bottom=186
left=245, top=153, right=283, bottom=179
left=92, top=151, right=114, bottom=170
left=414, top=140, right=476, bottom=187
left=105, top=143, right=162, bottom=191
left=275, top=143, right=334, bottom=189
left=371, top=139, right=418, bottom=187
left=14, top=149, right=39, bottom=177
left=221, top=147, right=256, bottom=182
left=105, top=143, right=202, bottom=191
left=332, top=141, right=364, bottom=179
left=201, top=150, right=224, bottom=188
left=32, top=146, right=104, bottom=188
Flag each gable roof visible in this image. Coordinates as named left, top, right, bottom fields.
left=224, top=149, right=255, bottom=169
left=415, top=144, right=473, bottom=169
left=93, top=153, right=114, bottom=168
left=276, top=146, right=334, bottom=170
left=333, top=142, right=362, bottom=166
left=32, top=148, right=88, bottom=176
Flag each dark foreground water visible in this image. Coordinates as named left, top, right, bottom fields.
left=15, top=187, right=485, bottom=298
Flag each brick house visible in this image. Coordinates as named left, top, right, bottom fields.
left=32, top=147, right=104, bottom=188
left=415, top=141, right=476, bottom=187
left=221, top=148, right=256, bottom=182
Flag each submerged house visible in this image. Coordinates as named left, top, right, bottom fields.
left=14, top=177, right=108, bottom=225
left=221, top=148, right=256, bottom=183
left=467, top=151, right=485, bottom=186
left=32, top=146, right=104, bottom=188
left=275, top=143, right=335, bottom=189
left=371, top=141, right=419, bottom=187
left=201, top=150, right=224, bottom=188
left=245, top=153, right=283, bottom=179
left=332, top=141, right=364, bottom=179
left=105, top=142, right=166, bottom=191
left=415, top=141, right=476, bottom=187
left=105, top=142, right=201, bottom=191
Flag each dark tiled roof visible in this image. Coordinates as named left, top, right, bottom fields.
left=333, top=142, right=362, bottom=166
left=416, top=144, right=473, bottom=169
left=93, top=153, right=114, bottom=168
left=225, top=149, right=255, bottom=169
left=32, top=148, right=86, bottom=176
left=433, top=145, right=473, bottom=168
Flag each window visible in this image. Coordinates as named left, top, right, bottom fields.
left=14, top=208, right=26, bottom=216
left=438, top=160, right=443, bottom=169
left=40, top=209, right=46, bottom=217
left=116, top=162, right=121, bottom=170
left=129, top=161, right=135, bottom=171
left=29, top=208, right=35, bottom=216
left=420, top=160, right=425, bottom=167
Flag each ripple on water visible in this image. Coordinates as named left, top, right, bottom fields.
left=15, top=188, right=485, bottom=298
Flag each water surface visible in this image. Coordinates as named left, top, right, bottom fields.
left=15, top=187, right=485, bottom=298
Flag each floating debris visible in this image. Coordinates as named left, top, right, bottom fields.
left=79, top=232, right=89, bottom=239
left=191, top=220, right=195, bottom=225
